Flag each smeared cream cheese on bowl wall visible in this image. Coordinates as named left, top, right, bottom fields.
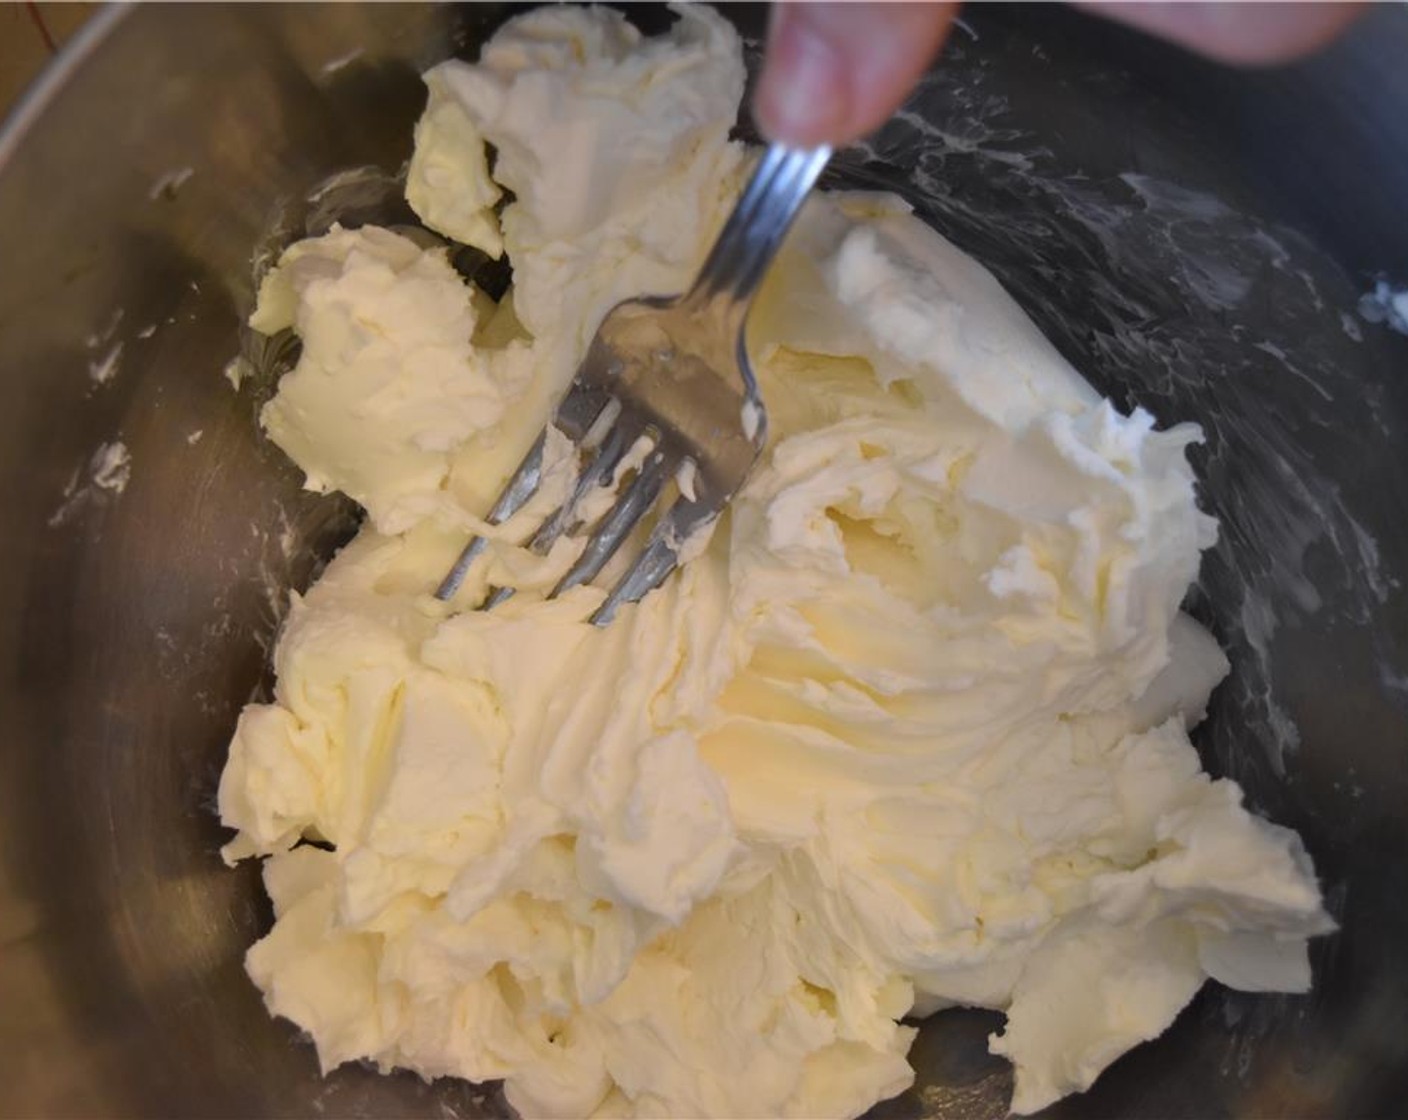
left=217, top=6, right=1333, bottom=1117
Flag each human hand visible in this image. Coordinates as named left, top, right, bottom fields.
left=755, top=1, right=1366, bottom=147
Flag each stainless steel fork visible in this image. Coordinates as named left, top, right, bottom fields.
left=434, top=143, right=831, bottom=625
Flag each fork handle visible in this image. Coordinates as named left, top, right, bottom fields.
left=685, top=143, right=831, bottom=319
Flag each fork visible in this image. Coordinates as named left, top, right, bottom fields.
left=433, top=143, right=831, bottom=625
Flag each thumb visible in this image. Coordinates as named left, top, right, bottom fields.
left=754, top=2, right=959, bottom=147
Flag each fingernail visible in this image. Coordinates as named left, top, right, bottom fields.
left=757, top=2, right=849, bottom=145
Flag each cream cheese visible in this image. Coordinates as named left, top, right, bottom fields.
left=221, top=6, right=1332, bottom=1117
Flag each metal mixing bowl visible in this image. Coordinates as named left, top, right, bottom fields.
left=2, top=4, right=1406, bottom=1117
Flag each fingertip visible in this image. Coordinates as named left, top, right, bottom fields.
left=755, top=2, right=957, bottom=147
left=754, top=2, right=854, bottom=146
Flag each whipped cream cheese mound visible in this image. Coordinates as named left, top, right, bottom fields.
left=221, top=5, right=1333, bottom=1118
left=253, top=225, right=537, bottom=534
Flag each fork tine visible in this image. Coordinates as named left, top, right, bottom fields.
left=531, top=418, right=637, bottom=553
left=435, top=536, right=491, bottom=602
left=550, top=445, right=674, bottom=599
left=588, top=496, right=712, bottom=626
left=477, top=415, right=641, bottom=610
left=481, top=584, right=515, bottom=611
left=433, top=430, right=548, bottom=601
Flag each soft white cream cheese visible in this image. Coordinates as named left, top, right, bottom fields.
left=221, top=6, right=1332, bottom=1118
left=253, top=225, right=532, bottom=534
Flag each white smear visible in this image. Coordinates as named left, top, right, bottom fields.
left=91, top=441, right=132, bottom=493
left=86, top=308, right=124, bottom=349
left=676, top=458, right=698, bottom=502
left=1359, top=280, right=1408, bottom=336
left=1120, top=172, right=1236, bottom=222
left=149, top=167, right=195, bottom=201
left=583, top=397, right=623, bottom=447
left=1184, top=255, right=1253, bottom=310
left=224, top=355, right=252, bottom=391
left=1339, top=311, right=1363, bottom=343
left=741, top=398, right=762, bottom=441
left=88, top=341, right=123, bottom=385
left=674, top=516, right=716, bottom=566
left=49, top=440, right=132, bottom=527
left=187, top=429, right=205, bottom=445
left=278, top=510, right=298, bottom=559
left=1295, top=267, right=1325, bottom=313
left=138, top=323, right=157, bottom=340
left=1381, top=663, right=1408, bottom=704
left=1347, top=511, right=1393, bottom=602
left=895, top=109, right=1035, bottom=172
left=321, top=48, right=364, bottom=76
